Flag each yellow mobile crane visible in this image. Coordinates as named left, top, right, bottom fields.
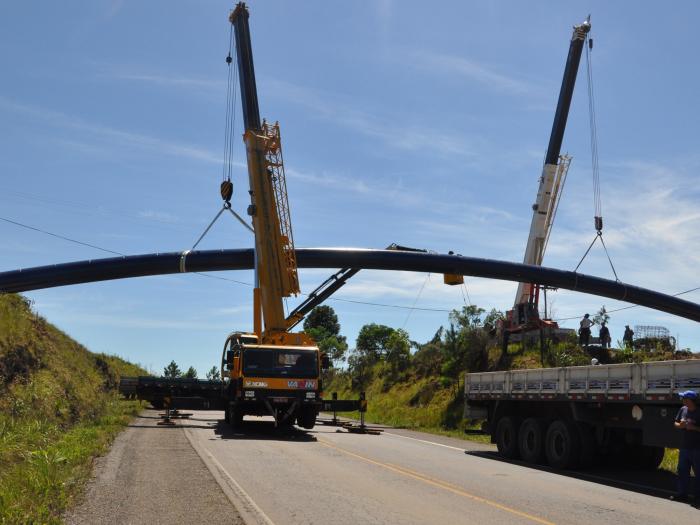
left=220, top=3, right=330, bottom=429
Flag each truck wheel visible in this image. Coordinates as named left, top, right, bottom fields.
left=545, top=419, right=581, bottom=469
left=297, top=407, right=317, bottom=429
left=228, top=405, right=243, bottom=428
left=496, top=416, right=520, bottom=459
left=518, top=418, right=546, bottom=464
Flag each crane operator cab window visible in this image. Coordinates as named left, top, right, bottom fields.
left=243, top=347, right=318, bottom=379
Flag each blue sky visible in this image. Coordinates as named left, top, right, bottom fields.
left=2, top=1, right=699, bottom=375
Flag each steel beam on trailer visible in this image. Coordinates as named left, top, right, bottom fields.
left=0, top=248, right=699, bottom=322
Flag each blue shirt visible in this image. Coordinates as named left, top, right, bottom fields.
left=675, top=406, right=700, bottom=449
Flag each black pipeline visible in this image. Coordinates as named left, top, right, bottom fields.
left=0, top=248, right=698, bottom=323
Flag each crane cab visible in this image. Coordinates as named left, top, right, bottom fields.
left=222, top=332, right=323, bottom=429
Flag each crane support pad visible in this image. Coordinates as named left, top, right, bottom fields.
left=2, top=248, right=700, bottom=322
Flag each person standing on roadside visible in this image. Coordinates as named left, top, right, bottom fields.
left=623, top=325, right=634, bottom=348
left=599, top=322, right=611, bottom=349
left=579, top=313, right=593, bottom=347
left=670, top=390, right=700, bottom=503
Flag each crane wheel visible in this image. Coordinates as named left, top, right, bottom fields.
left=297, top=407, right=317, bottom=430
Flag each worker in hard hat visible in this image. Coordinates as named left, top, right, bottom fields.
left=670, top=390, right=700, bottom=502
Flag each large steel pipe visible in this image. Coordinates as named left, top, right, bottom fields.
left=0, top=248, right=698, bottom=323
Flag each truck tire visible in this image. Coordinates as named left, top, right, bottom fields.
left=297, top=407, right=317, bottom=430
left=496, top=416, right=520, bottom=459
left=545, top=419, right=581, bottom=469
left=518, top=418, right=546, bottom=464
left=228, top=405, right=243, bottom=428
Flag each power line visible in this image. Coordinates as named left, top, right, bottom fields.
left=554, top=286, right=700, bottom=322
left=0, top=215, right=125, bottom=256
left=194, top=271, right=452, bottom=313
left=12, top=213, right=698, bottom=321
left=0, top=215, right=452, bottom=313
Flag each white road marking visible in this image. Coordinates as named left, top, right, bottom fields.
left=384, top=431, right=468, bottom=452
left=182, top=426, right=276, bottom=525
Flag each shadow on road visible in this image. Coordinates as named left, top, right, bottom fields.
left=465, top=450, right=682, bottom=500
left=213, top=419, right=317, bottom=442
left=127, top=423, right=219, bottom=430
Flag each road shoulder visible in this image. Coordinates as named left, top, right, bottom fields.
left=64, top=409, right=244, bottom=525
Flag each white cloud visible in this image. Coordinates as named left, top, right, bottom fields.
left=138, top=210, right=181, bottom=223
left=410, top=50, right=535, bottom=94
left=0, top=96, right=222, bottom=164
left=104, top=71, right=225, bottom=91
left=265, top=79, right=480, bottom=159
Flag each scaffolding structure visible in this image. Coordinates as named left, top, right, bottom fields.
left=634, top=325, right=671, bottom=341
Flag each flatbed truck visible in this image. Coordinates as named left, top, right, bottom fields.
left=464, top=359, right=700, bottom=469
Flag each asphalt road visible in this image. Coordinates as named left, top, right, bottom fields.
left=67, top=409, right=699, bottom=524
left=174, top=410, right=699, bottom=525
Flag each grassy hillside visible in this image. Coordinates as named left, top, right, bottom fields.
left=327, top=371, right=489, bottom=442
left=0, top=293, right=145, bottom=524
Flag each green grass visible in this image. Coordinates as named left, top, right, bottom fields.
left=326, top=372, right=492, bottom=443
left=0, top=293, right=146, bottom=524
left=0, top=399, right=143, bottom=524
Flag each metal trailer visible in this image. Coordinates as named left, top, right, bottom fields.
left=119, top=376, right=227, bottom=410
left=119, top=375, right=367, bottom=426
left=464, top=359, right=700, bottom=469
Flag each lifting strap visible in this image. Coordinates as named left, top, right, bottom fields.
left=574, top=33, right=621, bottom=282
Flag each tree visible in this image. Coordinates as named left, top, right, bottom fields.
left=355, top=323, right=395, bottom=362
left=163, top=360, right=181, bottom=378
left=206, top=366, right=220, bottom=380
left=314, top=332, right=349, bottom=364
left=593, top=306, right=610, bottom=326
left=304, top=306, right=348, bottom=364
left=483, top=308, right=505, bottom=335
left=449, top=305, right=486, bottom=330
left=184, top=366, right=197, bottom=379
left=304, top=305, right=340, bottom=336
left=385, top=329, right=410, bottom=372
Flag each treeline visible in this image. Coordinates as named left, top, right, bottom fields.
left=319, top=304, right=509, bottom=392
left=161, top=361, right=221, bottom=380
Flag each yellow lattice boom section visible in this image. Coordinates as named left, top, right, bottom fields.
left=261, top=120, right=300, bottom=297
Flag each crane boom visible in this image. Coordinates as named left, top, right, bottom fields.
left=230, top=3, right=300, bottom=340
left=515, top=17, right=590, bottom=307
